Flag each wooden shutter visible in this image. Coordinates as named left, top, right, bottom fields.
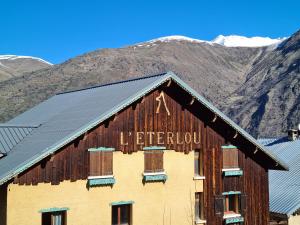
left=223, top=148, right=238, bottom=168
left=154, top=151, right=164, bottom=172
left=240, top=193, right=247, bottom=216
left=214, top=195, right=224, bottom=217
left=144, top=151, right=153, bottom=172
left=103, top=151, right=113, bottom=175
left=89, top=151, right=113, bottom=176
left=144, top=150, right=164, bottom=172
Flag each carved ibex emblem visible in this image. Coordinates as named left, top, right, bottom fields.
left=156, top=91, right=170, bottom=116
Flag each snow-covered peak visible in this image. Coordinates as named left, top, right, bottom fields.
left=212, top=35, right=286, bottom=47
left=147, top=35, right=206, bottom=44
left=0, top=55, right=53, bottom=65
left=140, top=35, right=286, bottom=48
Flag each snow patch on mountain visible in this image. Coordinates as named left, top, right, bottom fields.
left=212, top=35, right=286, bottom=47
left=146, top=35, right=206, bottom=44
left=141, top=35, right=287, bottom=48
left=0, top=55, right=53, bottom=65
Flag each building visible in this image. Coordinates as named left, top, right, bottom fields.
left=260, top=133, right=300, bottom=225
left=0, top=72, right=287, bottom=225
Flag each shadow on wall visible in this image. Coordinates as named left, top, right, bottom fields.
left=0, top=184, right=7, bottom=225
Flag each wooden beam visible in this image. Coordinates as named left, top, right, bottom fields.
left=233, top=131, right=238, bottom=139
left=189, top=97, right=195, bottom=105
left=211, top=114, right=217, bottom=123
left=83, top=132, right=88, bottom=141
left=112, top=113, right=118, bottom=122
left=253, top=148, right=258, bottom=154
left=166, top=79, right=172, bottom=87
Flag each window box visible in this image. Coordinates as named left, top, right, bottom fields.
left=222, top=168, right=243, bottom=177
left=143, top=172, right=167, bottom=182
left=88, top=175, right=115, bottom=187
left=224, top=214, right=244, bottom=224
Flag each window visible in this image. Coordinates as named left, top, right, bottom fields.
left=222, top=148, right=238, bottom=169
left=112, top=204, right=132, bottom=225
left=144, top=150, right=164, bottom=173
left=89, top=150, right=113, bottom=176
left=42, top=211, right=66, bottom=225
left=195, top=192, right=204, bottom=221
left=223, top=194, right=240, bottom=215
left=194, top=149, right=204, bottom=176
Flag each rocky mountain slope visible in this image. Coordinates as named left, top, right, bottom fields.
left=0, top=55, right=52, bottom=82
left=223, top=30, right=300, bottom=137
left=0, top=32, right=299, bottom=137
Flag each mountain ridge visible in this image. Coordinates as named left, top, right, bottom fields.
left=0, top=30, right=299, bottom=137
left=0, top=55, right=52, bottom=82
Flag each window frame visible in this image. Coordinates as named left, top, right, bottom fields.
left=112, top=204, right=132, bottom=225
left=195, top=192, right=205, bottom=222
left=194, top=148, right=204, bottom=177
left=223, top=193, right=241, bottom=216
left=41, top=210, right=67, bottom=225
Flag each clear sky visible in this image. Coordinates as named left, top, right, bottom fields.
left=1, top=0, right=299, bottom=64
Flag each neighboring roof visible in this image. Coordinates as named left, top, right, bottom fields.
left=0, top=71, right=287, bottom=185
left=259, top=137, right=300, bottom=216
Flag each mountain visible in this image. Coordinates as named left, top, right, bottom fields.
left=0, top=32, right=298, bottom=138
left=0, top=55, right=52, bottom=82
left=223, top=30, right=300, bottom=137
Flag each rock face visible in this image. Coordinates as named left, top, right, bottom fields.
left=0, top=30, right=299, bottom=138
left=223, top=30, right=300, bottom=137
left=0, top=55, right=52, bottom=82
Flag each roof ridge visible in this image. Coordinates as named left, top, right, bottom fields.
left=56, top=72, right=169, bottom=95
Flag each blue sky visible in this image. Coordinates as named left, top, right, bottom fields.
left=1, top=0, right=299, bottom=64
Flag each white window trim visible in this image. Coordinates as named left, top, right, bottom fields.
left=222, top=168, right=241, bottom=172
left=223, top=213, right=242, bottom=219
left=88, top=175, right=114, bottom=180
left=193, top=175, right=205, bottom=180
left=143, top=171, right=166, bottom=176
left=195, top=219, right=206, bottom=224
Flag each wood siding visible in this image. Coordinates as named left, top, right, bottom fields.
left=12, top=83, right=270, bottom=225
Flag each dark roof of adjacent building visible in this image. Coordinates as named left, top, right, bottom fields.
left=0, top=124, right=39, bottom=155
left=0, top=71, right=287, bottom=185
left=259, top=137, right=300, bottom=216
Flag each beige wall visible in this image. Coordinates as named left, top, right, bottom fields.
left=6, top=150, right=204, bottom=225
left=289, top=214, right=300, bottom=225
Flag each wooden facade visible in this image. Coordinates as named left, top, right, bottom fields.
left=11, top=82, right=270, bottom=225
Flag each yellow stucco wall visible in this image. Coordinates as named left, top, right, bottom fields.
left=6, top=150, right=204, bottom=225
left=289, top=214, right=300, bottom=225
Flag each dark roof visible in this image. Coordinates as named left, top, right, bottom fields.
left=0, top=71, right=287, bottom=185
left=259, top=137, right=300, bottom=216
left=0, top=124, right=38, bottom=154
